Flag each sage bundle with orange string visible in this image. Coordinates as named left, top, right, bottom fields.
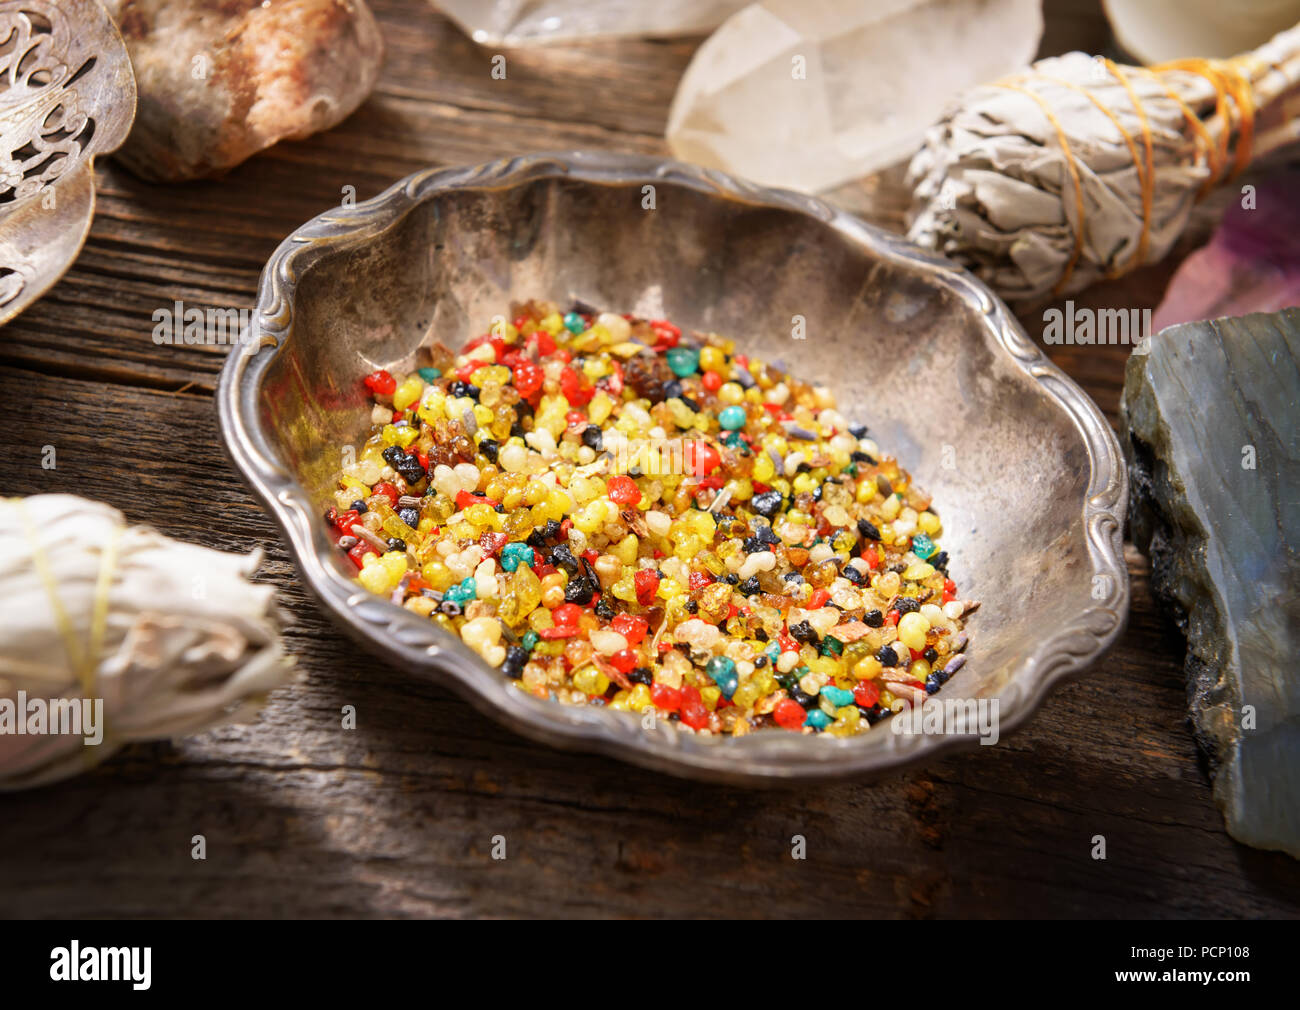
left=0, top=495, right=295, bottom=789
left=906, top=23, right=1300, bottom=307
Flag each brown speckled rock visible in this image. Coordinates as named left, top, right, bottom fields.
left=106, top=0, right=383, bottom=181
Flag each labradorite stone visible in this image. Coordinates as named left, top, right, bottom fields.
left=1121, top=308, right=1300, bottom=858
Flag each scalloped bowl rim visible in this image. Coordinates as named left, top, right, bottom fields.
left=216, top=151, right=1128, bottom=785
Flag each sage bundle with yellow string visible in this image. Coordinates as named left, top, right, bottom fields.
left=0, top=495, right=295, bottom=789
left=906, top=23, right=1300, bottom=307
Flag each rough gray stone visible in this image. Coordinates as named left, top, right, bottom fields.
left=1121, top=309, right=1300, bottom=858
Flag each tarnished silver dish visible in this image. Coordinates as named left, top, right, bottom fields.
left=0, top=0, right=136, bottom=325
left=216, top=152, right=1128, bottom=784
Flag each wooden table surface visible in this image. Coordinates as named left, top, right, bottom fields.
left=1, top=0, right=1297, bottom=918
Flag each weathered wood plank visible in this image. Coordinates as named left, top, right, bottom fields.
left=1, top=0, right=1296, bottom=919
left=0, top=366, right=1296, bottom=918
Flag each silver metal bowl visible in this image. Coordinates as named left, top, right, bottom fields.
left=217, top=152, right=1128, bottom=785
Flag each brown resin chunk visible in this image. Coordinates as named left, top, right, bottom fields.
left=106, top=0, right=383, bottom=181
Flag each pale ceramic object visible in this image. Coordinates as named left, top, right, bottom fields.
left=1104, top=0, right=1300, bottom=64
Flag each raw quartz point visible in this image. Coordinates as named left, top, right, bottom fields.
left=1120, top=309, right=1300, bottom=858
left=430, top=0, right=751, bottom=45
left=665, top=0, right=1043, bottom=193
left=105, top=0, right=383, bottom=181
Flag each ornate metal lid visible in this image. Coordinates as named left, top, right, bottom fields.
left=0, top=0, right=136, bottom=325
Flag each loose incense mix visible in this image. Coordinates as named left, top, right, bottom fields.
left=328, top=302, right=975, bottom=736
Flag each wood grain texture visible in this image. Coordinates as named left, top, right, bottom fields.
left=0, top=0, right=1297, bottom=919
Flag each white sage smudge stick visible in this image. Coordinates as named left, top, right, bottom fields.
left=0, top=495, right=295, bottom=790
left=907, top=23, right=1300, bottom=307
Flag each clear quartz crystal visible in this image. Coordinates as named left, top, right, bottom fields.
left=665, top=0, right=1043, bottom=192
left=431, top=0, right=751, bottom=45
